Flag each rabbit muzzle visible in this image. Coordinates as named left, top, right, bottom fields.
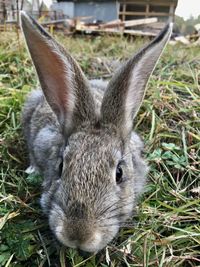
left=49, top=206, right=119, bottom=252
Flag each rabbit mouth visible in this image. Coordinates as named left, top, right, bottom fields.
left=55, top=224, right=119, bottom=253
left=57, top=230, right=102, bottom=252
left=49, top=205, right=119, bottom=252
left=49, top=199, right=120, bottom=252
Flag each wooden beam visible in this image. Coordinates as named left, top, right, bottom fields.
left=124, top=29, right=157, bottom=36
left=100, top=20, right=124, bottom=29
left=124, top=17, right=158, bottom=27
left=119, top=11, right=174, bottom=17
left=169, top=3, right=175, bottom=22
left=119, top=0, right=177, bottom=3
left=122, top=4, right=126, bottom=22
left=146, top=4, right=149, bottom=18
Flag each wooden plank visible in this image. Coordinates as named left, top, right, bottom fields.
left=119, top=0, right=177, bottom=2
left=40, top=19, right=70, bottom=25
left=122, top=4, right=126, bottom=22
left=75, top=24, right=161, bottom=37
left=76, top=28, right=122, bottom=35
left=124, top=29, right=157, bottom=36
left=119, top=11, right=174, bottom=17
left=100, top=20, right=124, bottom=29
left=77, top=27, right=158, bottom=37
left=119, top=0, right=177, bottom=6
left=124, top=17, right=158, bottom=27
left=142, top=22, right=165, bottom=30
left=146, top=4, right=149, bottom=18
left=103, top=19, right=122, bottom=25
left=169, top=3, right=175, bottom=22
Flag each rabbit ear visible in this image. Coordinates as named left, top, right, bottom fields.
left=20, top=11, right=96, bottom=132
left=101, top=23, right=172, bottom=138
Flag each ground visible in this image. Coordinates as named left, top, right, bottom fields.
left=0, top=31, right=200, bottom=267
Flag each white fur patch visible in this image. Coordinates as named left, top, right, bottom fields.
left=25, top=165, right=37, bottom=174
left=80, top=231, right=102, bottom=252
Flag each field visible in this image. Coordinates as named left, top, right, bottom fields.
left=0, top=30, right=200, bottom=267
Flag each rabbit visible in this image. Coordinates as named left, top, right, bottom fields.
left=20, top=11, right=172, bottom=253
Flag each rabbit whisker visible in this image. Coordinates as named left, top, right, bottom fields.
left=97, top=198, right=134, bottom=218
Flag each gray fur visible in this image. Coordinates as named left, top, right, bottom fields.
left=20, top=11, right=172, bottom=252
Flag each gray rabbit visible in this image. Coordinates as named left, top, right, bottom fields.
left=20, top=11, right=172, bottom=253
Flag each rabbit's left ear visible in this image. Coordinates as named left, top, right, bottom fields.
left=20, top=12, right=96, bottom=133
left=101, top=24, right=172, bottom=138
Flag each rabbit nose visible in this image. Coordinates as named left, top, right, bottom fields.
left=67, top=201, right=95, bottom=243
left=55, top=220, right=103, bottom=252
left=68, top=222, right=94, bottom=243
left=66, top=224, right=102, bottom=252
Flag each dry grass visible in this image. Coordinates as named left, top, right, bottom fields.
left=0, top=31, right=200, bottom=267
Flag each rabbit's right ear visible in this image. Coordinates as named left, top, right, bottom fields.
left=20, top=12, right=96, bottom=133
left=101, top=24, right=172, bottom=139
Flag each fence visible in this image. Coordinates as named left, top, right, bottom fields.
left=0, top=10, right=66, bottom=23
left=0, top=9, right=67, bottom=32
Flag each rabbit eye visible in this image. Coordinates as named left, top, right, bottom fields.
left=116, top=165, right=123, bottom=184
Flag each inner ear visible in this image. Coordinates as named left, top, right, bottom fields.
left=20, top=12, right=97, bottom=132
left=100, top=23, right=172, bottom=138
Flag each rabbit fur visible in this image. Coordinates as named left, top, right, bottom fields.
left=20, top=11, right=172, bottom=253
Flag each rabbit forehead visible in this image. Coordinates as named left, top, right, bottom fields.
left=66, top=129, right=123, bottom=162
left=63, top=136, right=119, bottom=180
left=60, top=131, right=124, bottom=200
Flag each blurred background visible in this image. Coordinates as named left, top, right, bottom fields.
left=0, top=0, right=200, bottom=37
left=0, top=1, right=199, bottom=267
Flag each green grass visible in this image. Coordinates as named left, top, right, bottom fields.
left=0, top=31, right=200, bottom=267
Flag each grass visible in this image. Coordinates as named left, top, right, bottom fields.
left=0, top=30, right=200, bottom=267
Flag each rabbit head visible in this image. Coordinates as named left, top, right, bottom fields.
left=20, top=12, right=172, bottom=253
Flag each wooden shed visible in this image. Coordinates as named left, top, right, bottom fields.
left=119, top=0, right=178, bottom=22
left=52, top=0, right=178, bottom=22
left=52, top=1, right=119, bottom=22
